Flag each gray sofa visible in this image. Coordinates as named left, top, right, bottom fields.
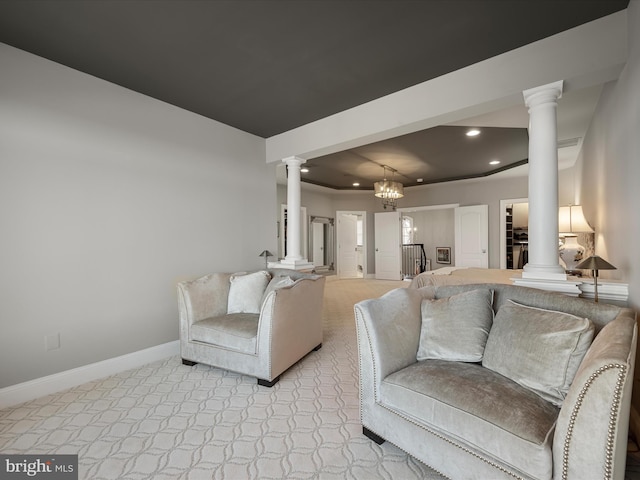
left=355, top=283, right=637, bottom=480
left=178, top=269, right=325, bottom=386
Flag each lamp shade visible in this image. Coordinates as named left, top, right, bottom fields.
left=558, top=205, right=594, bottom=234
left=374, top=180, right=404, bottom=199
left=258, top=250, right=273, bottom=258
left=574, top=255, right=616, bottom=271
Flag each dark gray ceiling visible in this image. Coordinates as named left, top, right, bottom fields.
left=0, top=0, right=628, bottom=188
left=306, top=125, right=529, bottom=189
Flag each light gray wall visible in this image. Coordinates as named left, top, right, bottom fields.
left=279, top=184, right=335, bottom=219
left=0, top=44, right=274, bottom=388
left=293, top=170, right=577, bottom=273
left=401, top=175, right=525, bottom=268
left=575, top=0, right=640, bottom=310
left=407, top=209, right=456, bottom=267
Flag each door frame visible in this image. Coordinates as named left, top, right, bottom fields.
left=336, top=210, right=367, bottom=278
left=397, top=203, right=459, bottom=214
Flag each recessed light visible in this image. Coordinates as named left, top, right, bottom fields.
left=489, top=160, right=501, bottom=165
left=466, top=129, right=481, bottom=137
left=300, top=167, right=309, bottom=173
left=352, top=182, right=360, bottom=187
left=417, top=178, right=423, bottom=183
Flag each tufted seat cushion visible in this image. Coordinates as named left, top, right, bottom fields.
left=380, top=360, right=559, bottom=479
left=190, top=313, right=259, bottom=354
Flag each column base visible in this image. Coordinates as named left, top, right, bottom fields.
left=268, top=259, right=315, bottom=272
left=522, top=264, right=567, bottom=281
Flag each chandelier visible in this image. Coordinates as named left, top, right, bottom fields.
left=374, top=165, right=404, bottom=210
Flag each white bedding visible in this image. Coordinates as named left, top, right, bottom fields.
left=409, top=267, right=523, bottom=288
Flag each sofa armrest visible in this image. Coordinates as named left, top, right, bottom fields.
left=354, top=288, right=425, bottom=396
left=177, top=273, right=232, bottom=326
left=553, top=311, right=637, bottom=480
left=258, top=275, right=326, bottom=378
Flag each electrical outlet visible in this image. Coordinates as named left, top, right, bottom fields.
left=45, top=333, right=60, bottom=351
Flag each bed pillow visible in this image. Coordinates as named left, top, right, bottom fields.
left=227, top=271, right=271, bottom=314
left=482, top=300, right=595, bottom=406
left=417, top=288, right=494, bottom=362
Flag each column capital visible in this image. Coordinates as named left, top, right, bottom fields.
left=523, top=80, right=563, bottom=108
left=282, top=156, right=306, bottom=167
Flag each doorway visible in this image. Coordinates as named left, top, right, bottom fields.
left=309, top=216, right=335, bottom=272
left=336, top=211, right=366, bottom=278
left=397, top=204, right=459, bottom=273
left=499, top=198, right=528, bottom=269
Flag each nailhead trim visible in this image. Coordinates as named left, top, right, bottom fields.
left=380, top=403, right=525, bottom=480
left=562, top=363, right=627, bottom=480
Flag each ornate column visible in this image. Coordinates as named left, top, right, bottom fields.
left=274, top=156, right=314, bottom=270
left=516, top=81, right=581, bottom=294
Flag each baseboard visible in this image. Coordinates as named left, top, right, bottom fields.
left=0, top=340, right=180, bottom=410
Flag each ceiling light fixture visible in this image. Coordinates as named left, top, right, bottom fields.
left=352, top=182, right=360, bottom=187
left=300, top=167, right=309, bottom=173
left=374, top=165, right=404, bottom=210
left=466, top=129, right=481, bottom=137
left=489, top=160, right=500, bottom=165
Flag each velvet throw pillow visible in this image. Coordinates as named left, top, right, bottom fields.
left=227, top=271, right=271, bottom=314
left=482, top=300, right=595, bottom=407
left=417, top=289, right=494, bottom=362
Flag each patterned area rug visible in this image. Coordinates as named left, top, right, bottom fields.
left=0, top=277, right=446, bottom=479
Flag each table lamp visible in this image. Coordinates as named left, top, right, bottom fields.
left=258, top=250, right=273, bottom=269
left=574, top=255, right=616, bottom=303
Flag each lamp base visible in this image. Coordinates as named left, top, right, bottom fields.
left=559, top=235, right=585, bottom=272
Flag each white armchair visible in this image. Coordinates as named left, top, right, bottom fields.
left=177, top=269, right=325, bottom=387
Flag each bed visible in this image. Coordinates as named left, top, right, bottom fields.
left=409, top=267, right=523, bottom=289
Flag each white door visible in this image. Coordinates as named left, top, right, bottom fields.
left=454, top=205, right=488, bottom=268
left=337, top=213, right=359, bottom=278
left=312, top=222, right=324, bottom=267
left=375, top=211, right=402, bottom=280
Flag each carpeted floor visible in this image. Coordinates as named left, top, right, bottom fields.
left=0, top=277, right=447, bottom=480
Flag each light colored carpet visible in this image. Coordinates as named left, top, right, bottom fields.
left=0, top=277, right=446, bottom=480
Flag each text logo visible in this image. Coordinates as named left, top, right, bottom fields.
left=1, top=455, right=77, bottom=479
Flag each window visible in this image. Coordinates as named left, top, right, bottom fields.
left=402, top=216, right=414, bottom=244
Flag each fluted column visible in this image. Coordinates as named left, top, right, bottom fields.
left=521, top=80, right=567, bottom=281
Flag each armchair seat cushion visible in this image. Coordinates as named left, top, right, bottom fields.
left=380, top=359, right=559, bottom=479
left=191, top=313, right=259, bottom=354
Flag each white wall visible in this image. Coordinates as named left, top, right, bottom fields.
left=0, top=44, right=274, bottom=388
left=575, top=0, right=640, bottom=310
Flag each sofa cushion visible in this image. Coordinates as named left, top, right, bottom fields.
left=191, top=313, right=259, bottom=353
left=417, top=289, right=493, bottom=362
left=227, top=271, right=271, bottom=314
left=381, top=360, right=558, bottom=479
left=482, top=300, right=595, bottom=406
